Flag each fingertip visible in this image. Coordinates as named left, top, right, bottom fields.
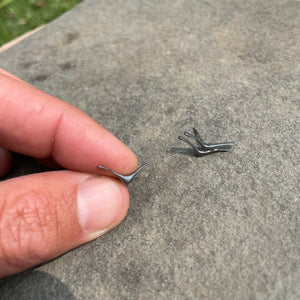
left=120, top=148, right=139, bottom=175
left=97, top=127, right=138, bottom=174
left=77, top=176, right=130, bottom=240
left=114, top=178, right=130, bottom=226
left=0, top=171, right=131, bottom=277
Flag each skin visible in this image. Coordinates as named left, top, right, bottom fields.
left=0, top=69, right=138, bottom=278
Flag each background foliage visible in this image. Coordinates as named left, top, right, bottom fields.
left=0, top=0, right=83, bottom=47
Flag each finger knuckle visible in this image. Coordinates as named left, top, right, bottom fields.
left=0, top=189, right=60, bottom=270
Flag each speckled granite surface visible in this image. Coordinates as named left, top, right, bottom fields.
left=0, top=0, right=299, bottom=299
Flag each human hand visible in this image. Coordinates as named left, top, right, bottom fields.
left=0, top=69, right=138, bottom=278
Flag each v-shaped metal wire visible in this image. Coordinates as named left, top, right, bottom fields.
left=97, top=163, right=150, bottom=185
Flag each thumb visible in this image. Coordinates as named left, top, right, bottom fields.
left=0, top=171, right=129, bottom=278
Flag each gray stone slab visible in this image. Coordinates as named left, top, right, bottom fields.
left=0, top=0, right=299, bottom=299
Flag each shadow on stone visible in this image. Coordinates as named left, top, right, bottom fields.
left=0, top=270, right=75, bottom=300
left=166, top=147, right=196, bottom=156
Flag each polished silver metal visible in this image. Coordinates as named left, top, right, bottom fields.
left=178, top=128, right=234, bottom=156
left=97, top=163, right=150, bottom=185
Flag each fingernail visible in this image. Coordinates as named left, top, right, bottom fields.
left=77, top=176, right=125, bottom=235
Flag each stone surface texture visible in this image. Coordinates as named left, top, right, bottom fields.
left=0, top=0, right=299, bottom=299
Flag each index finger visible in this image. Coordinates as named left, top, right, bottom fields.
left=0, top=70, right=138, bottom=174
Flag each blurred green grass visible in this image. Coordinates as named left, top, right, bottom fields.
left=0, top=0, right=83, bottom=47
